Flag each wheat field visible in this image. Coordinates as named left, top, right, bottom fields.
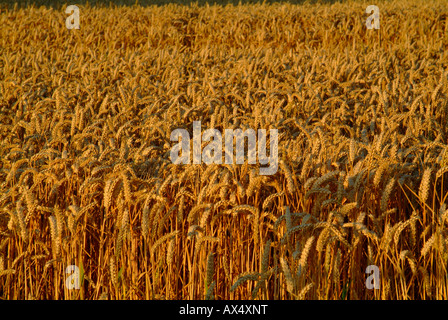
left=1, top=0, right=448, bottom=300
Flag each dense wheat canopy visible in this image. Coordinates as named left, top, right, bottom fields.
left=1, top=0, right=448, bottom=300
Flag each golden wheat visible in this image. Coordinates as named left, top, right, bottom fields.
left=1, top=0, right=448, bottom=300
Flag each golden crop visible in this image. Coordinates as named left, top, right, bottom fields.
left=1, top=0, right=448, bottom=300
